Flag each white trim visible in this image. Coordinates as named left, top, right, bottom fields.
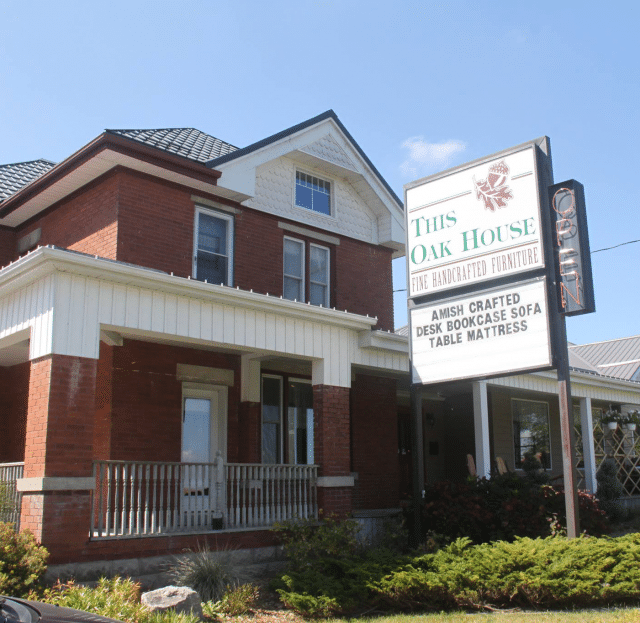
left=17, top=477, right=95, bottom=492
left=0, top=247, right=376, bottom=331
left=278, top=222, right=340, bottom=246
left=176, top=364, right=234, bottom=385
left=283, top=236, right=305, bottom=303
left=316, top=476, right=355, bottom=487
left=309, top=243, right=330, bottom=308
left=181, top=383, right=228, bottom=462
left=294, top=168, right=335, bottom=219
left=191, top=195, right=241, bottom=214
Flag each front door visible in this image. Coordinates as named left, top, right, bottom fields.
left=181, top=385, right=227, bottom=528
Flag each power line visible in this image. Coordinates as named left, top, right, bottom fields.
left=591, top=239, right=640, bottom=254
left=392, top=238, right=640, bottom=292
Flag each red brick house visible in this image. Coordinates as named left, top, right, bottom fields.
left=2, top=112, right=640, bottom=581
left=0, top=111, right=408, bottom=576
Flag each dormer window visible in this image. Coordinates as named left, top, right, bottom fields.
left=295, top=171, right=331, bottom=216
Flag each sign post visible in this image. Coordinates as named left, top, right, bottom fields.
left=404, top=137, right=594, bottom=539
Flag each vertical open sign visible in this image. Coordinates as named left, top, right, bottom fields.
left=548, top=180, right=595, bottom=316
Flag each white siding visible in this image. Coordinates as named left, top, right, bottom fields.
left=250, top=157, right=376, bottom=244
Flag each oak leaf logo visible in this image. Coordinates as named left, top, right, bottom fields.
left=473, top=160, right=513, bottom=211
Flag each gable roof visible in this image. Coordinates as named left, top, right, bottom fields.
left=207, top=110, right=403, bottom=208
left=570, top=335, right=640, bottom=382
left=105, top=128, right=238, bottom=163
left=0, top=160, right=57, bottom=201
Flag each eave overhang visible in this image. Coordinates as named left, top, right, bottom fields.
left=0, top=246, right=379, bottom=332
left=0, top=134, right=230, bottom=228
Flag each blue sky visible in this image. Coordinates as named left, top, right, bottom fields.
left=2, top=1, right=638, bottom=346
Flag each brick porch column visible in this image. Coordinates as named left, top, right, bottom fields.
left=19, top=354, right=97, bottom=563
left=313, top=384, right=353, bottom=517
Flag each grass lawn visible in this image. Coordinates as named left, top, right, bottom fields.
left=328, top=609, right=640, bottom=623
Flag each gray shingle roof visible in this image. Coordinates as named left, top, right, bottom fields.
left=0, top=159, right=57, bottom=201
left=106, top=128, right=238, bottom=163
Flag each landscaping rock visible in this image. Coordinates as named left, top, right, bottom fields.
left=141, top=586, right=203, bottom=618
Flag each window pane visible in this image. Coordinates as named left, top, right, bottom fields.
left=197, top=254, right=228, bottom=285
left=198, top=213, right=227, bottom=255
left=513, top=400, right=551, bottom=469
left=284, top=239, right=303, bottom=277
left=295, top=171, right=331, bottom=215
left=309, top=283, right=327, bottom=307
left=287, top=381, right=314, bottom=465
left=295, top=185, right=313, bottom=210
left=313, top=189, right=330, bottom=215
left=182, top=398, right=210, bottom=463
left=262, top=377, right=282, bottom=464
left=310, top=246, right=328, bottom=283
left=284, top=276, right=302, bottom=301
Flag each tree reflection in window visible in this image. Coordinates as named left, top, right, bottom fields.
left=513, top=399, right=551, bottom=469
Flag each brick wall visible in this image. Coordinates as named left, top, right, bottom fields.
left=108, top=339, right=241, bottom=463
left=23, top=355, right=97, bottom=479
left=335, top=237, right=394, bottom=331
left=16, top=172, right=119, bottom=261
left=351, top=374, right=400, bottom=509
left=20, top=354, right=97, bottom=545
left=116, top=171, right=196, bottom=277
left=0, top=362, right=30, bottom=463
left=94, top=343, right=113, bottom=461
left=3, top=168, right=394, bottom=327
left=313, top=385, right=351, bottom=477
left=0, top=227, right=16, bottom=268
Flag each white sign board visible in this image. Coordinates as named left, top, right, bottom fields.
left=406, top=146, right=544, bottom=298
left=410, top=279, right=552, bottom=384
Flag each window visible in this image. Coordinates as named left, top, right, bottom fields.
left=512, top=399, right=551, bottom=469
left=262, top=375, right=283, bottom=464
left=283, top=237, right=330, bottom=306
left=287, top=379, right=314, bottom=465
left=261, top=374, right=314, bottom=465
left=194, top=207, right=233, bottom=285
left=295, top=171, right=331, bottom=215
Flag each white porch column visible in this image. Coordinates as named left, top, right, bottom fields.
left=240, top=355, right=261, bottom=402
left=472, top=380, right=491, bottom=478
left=579, top=397, right=597, bottom=494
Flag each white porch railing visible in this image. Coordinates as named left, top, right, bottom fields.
left=91, top=458, right=318, bottom=539
left=0, top=462, right=23, bottom=529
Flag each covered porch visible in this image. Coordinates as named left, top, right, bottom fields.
left=0, top=246, right=407, bottom=563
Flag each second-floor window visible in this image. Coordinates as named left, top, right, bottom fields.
left=194, top=207, right=233, bottom=286
left=283, top=237, right=329, bottom=307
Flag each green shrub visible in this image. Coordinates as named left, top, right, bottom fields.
left=40, top=577, right=200, bottom=623
left=0, top=522, right=48, bottom=597
left=420, top=473, right=608, bottom=543
left=202, top=583, right=259, bottom=617
left=597, top=458, right=626, bottom=521
left=273, top=533, right=640, bottom=616
left=168, top=544, right=243, bottom=603
left=373, top=534, right=640, bottom=611
left=272, top=514, right=361, bottom=572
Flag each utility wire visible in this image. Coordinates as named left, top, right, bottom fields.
left=392, top=238, right=640, bottom=292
